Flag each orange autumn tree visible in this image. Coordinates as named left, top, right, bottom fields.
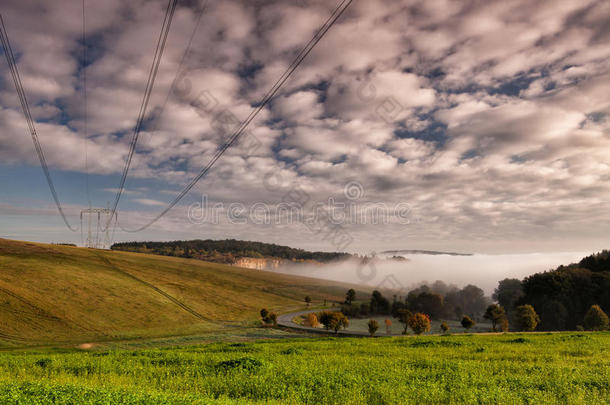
left=408, top=313, right=431, bottom=335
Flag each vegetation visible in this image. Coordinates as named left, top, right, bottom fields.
left=384, top=319, right=392, bottom=334
left=483, top=304, right=507, bottom=332
left=318, top=311, right=349, bottom=333
left=111, top=239, right=351, bottom=263
left=0, top=239, right=355, bottom=346
left=511, top=251, right=609, bottom=330
left=396, top=309, right=412, bottom=335
left=440, top=321, right=449, bottom=334
left=516, top=305, right=540, bottom=332
left=0, top=333, right=607, bottom=403
left=408, top=313, right=431, bottom=335
left=584, top=305, right=609, bottom=331
left=461, top=316, right=475, bottom=331
left=367, top=319, right=379, bottom=336
left=305, top=313, right=319, bottom=328
left=345, top=288, right=356, bottom=305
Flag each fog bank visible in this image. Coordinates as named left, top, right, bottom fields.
left=273, top=251, right=588, bottom=295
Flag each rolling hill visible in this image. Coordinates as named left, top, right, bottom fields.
left=0, top=239, right=363, bottom=347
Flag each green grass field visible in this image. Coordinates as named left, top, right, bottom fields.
left=0, top=239, right=362, bottom=347
left=0, top=332, right=607, bottom=404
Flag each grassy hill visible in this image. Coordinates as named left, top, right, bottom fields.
left=0, top=239, right=362, bottom=347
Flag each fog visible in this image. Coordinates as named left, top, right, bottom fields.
left=273, top=251, right=588, bottom=295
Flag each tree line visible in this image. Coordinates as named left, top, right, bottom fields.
left=111, top=239, right=351, bottom=263
left=493, top=250, right=610, bottom=331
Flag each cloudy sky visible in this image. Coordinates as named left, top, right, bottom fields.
left=1, top=0, right=610, bottom=256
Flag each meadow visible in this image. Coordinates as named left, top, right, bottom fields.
left=0, top=332, right=607, bottom=404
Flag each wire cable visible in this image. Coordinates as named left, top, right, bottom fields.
left=0, top=13, right=78, bottom=232
left=82, top=0, right=91, bottom=209
left=118, top=0, right=354, bottom=232
left=103, top=0, right=179, bottom=230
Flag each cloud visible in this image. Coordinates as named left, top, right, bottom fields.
left=1, top=0, right=610, bottom=254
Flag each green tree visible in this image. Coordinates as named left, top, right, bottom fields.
left=583, top=304, right=609, bottom=331
left=267, top=312, right=277, bottom=325
left=515, top=304, right=540, bottom=331
left=305, top=296, right=312, bottom=307
left=368, top=319, right=379, bottom=337
left=461, top=315, right=475, bottom=331
left=408, top=313, right=431, bottom=335
left=345, top=289, right=356, bottom=305
left=396, top=309, right=412, bottom=334
left=483, top=304, right=506, bottom=331
left=440, top=321, right=449, bottom=334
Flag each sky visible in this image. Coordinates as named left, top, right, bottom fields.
left=1, top=0, right=610, bottom=259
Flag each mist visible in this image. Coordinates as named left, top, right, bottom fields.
left=272, top=251, right=588, bottom=295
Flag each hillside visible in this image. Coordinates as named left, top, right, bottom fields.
left=0, top=239, right=362, bottom=347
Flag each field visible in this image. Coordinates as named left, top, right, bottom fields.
left=0, top=332, right=607, bottom=404
left=0, top=239, right=363, bottom=346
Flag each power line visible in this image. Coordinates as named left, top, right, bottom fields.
left=118, top=0, right=354, bottom=233
left=82, top=0, right=91, bottom=209
left=104, top=0, right=179, bottom=230
left=0, top=13, right=78, bottom=232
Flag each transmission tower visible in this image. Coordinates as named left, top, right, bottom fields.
left=80, top=208, right=116, bottom=249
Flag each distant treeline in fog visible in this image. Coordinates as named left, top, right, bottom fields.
left=111, top=239, right=352, bottom=264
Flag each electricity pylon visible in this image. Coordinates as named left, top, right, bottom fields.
left=80, top=208, right=115, bottom=249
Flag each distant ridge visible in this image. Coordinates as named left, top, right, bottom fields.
left=381, top=249, right=472, bottom=256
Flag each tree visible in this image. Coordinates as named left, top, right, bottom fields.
left=329, top=312, right=349, bottom=333
left=260, top=308, right=269, bottom=324
left=461, top=315, right=475, bottom=331
left=318, top=311, right=349, bottom=333
left=459, top=285, right=489, bottom=319
left=384, top=319, right=392, bottom=334
left=370, top=290, right=390, bottom=315
left=440, top=321, right=449, bottom=334
left=515, top=304, right=540, bottom=331
left=267, top=312, right=277, bottom=325
left=583, top=304, right=609, bottom=331
left=396, top=309, right=412, bottom=334
left=483, top=304, right=506, bottom=331
left=493, top=278, right=524, bottom=311
left=408, top=313, right=431, bottom=335
left=539, top=300, right=568, bottom=331
left=305, top=296, right=312, bottom=307
left=305, top=313, right=319, bottom=328
left=345, top=289, right=356, bottom=305
left=413, top=291, right=444, bottom=320
left=368, top=319, right=379, bottom=337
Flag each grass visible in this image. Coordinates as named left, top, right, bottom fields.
left=0, top=332, right=607, bottom=404
left=0, top=239, right=361, bottom=347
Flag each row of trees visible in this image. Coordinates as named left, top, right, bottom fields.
left=112, top=239, right=351, bottom=263
left=492, top=250, right=610, bottom=331
left=341, top=283, right=491, bottom=322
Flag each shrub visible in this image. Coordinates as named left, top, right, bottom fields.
left=576, top=325, right=585, bottom=331
left=440, top=321, right=449, bottom=334
left=384, top=319, right=392, bottom=334
left=215, top=357, right=263, bottom=373
left=500, top=317, right=509, bottom=332
left=267, top=313, right=277, bottom=325
left=305, top=313, right=319, bottom=328
left=515, top=304, right=540, bottom=331
left=583, top=305, right=609, bottom=331
left=368, top=319, right=379, bottom=337
left=305, top=296, right=312, bottom=307
left=260, top=308, right=269, bottom=322
left=408, top=313, right=431, bottom=335
left=461, top=315, right=475, bottom=331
